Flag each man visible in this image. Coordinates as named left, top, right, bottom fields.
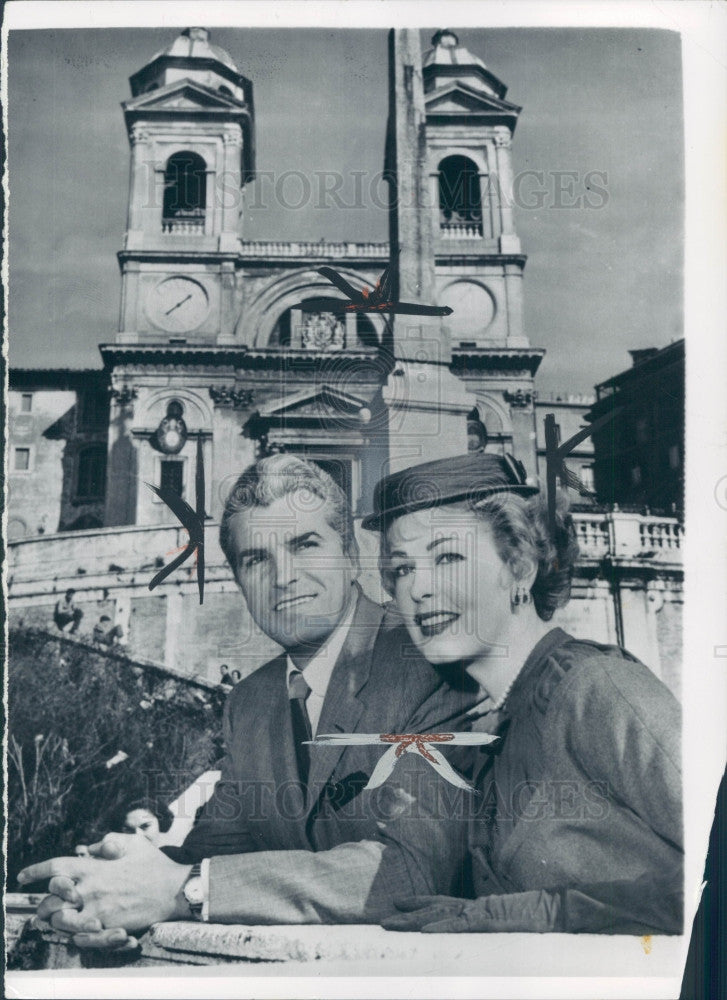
left=53, top=588, right=83, bottom=634
left=21, top=456, right=477, bottom=947
left=218, top=664, right=233, bottom=687
left=92, top=614, right=124, bottom=647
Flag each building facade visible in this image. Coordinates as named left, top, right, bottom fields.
left=588, top=340, right=685, bottom=516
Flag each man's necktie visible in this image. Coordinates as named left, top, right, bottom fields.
left=288, top=670, right=313, bottom=786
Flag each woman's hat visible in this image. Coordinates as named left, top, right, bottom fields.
left=362, top=452, right=538, bottom=532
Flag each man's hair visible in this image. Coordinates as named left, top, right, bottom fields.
left=219, top=454, right=359, bottom=572
left=65, top=589, right=75, bottom=598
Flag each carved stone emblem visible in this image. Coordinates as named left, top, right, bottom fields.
left=301, top=313, right=345, bottom=352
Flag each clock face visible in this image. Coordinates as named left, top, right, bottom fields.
left=149, top=277, right=209, bottom=333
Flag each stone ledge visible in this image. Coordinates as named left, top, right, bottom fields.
left=150, top=920, right=434, bottom=964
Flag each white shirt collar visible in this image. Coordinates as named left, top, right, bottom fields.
left=285, top=589, right=357, bottom=699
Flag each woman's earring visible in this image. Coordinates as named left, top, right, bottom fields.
left=510, top=584, right=531, bottom=609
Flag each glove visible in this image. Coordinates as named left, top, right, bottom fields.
left=382, top=890, right=561, bottom=933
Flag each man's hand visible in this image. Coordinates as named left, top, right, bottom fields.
left=382, top=890, right=561, bottom=933
left=18, top=833, right=193, bottom=950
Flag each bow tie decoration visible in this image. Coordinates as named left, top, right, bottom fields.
left=146, top=435, right=207, bottom=604
left=300, top=251, right=454, bottom=319
left=306, top=732, right=498, bottom=791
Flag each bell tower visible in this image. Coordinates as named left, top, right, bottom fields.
left=117, top=27, right=255, bottom=345
left=423, top=29, right=527, bottom=348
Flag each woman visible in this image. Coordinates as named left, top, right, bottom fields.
left=108, top=797, right=174, bottom=848
left=362, top=452, right=683, bottom=934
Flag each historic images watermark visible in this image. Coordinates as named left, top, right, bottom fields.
left=139, top=164, right=610, bottom=215
left=140, top=768, right=612, bottom=825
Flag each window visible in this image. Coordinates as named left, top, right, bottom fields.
left=579, top=465, right=595, bottom=492
left=438, top=155, right=483, bottom=236
left=76, top=446, right=107, bottom=500
left=13, top=447, right=30, bottom=471
left=636, top=418, right=649, bottom=444
left=669, top=444, right=681, bottom=469
left=78, top=389, right=109, bottom=431
left=20, top=393, right=32, bottom=413
left=160, top=460, right=184, bottom=497
left=310, top=458, right=352, bottom=510
left=162, top=151, right=207, bottom=232
left=631, top=465, right=642, bottom=485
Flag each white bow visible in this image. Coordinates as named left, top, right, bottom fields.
left=305, top=732, right=498, bottom=791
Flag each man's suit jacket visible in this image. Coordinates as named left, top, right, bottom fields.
left=166, top=586, right=479, bottom=924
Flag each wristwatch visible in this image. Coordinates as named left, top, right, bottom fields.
left=182, top=862, right=205, bottom=919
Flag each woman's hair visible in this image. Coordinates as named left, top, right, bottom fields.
left=219, top=454, right=359, bottom=572
left=468, top=489, right=579, bottom=621
left=108, top=796, right=174, bottom=835
left=381, top=486, right=579, bottom=622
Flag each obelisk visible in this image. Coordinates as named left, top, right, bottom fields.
left=381, top=28, right=472, bottom=474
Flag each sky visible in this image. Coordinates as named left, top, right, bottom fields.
left=6, top=25, right=684, bottom=393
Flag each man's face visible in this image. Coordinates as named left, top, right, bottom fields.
left=227, top=491, right=359, bottom=651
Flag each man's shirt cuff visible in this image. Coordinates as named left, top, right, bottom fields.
left=200, top=857, right=210, bottom=922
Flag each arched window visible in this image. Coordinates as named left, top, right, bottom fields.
left=162, top=152, right=207, bottom=233
left=438, top=155, right=482, bottom=238
left=76, top=445, right=107, bottom=501
left=467, top=408, right=488, bottom=452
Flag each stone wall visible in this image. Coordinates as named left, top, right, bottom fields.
left=7, top=513, right=682, bottom=693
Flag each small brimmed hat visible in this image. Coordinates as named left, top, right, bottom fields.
left=362, top=452, right=538, bottom=532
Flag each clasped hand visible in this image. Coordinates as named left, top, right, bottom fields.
left=18, top=833, right=192, bottom=951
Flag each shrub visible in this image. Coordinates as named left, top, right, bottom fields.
left=7, top=627, right=221, bottom=884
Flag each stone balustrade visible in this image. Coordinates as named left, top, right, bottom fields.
left=571, top=513, right=610, bottom=558
left=440, top=221, right=483, bottom=239
left=571, top=511, right=682, bottom=565
left=240, top=240, right=389, bottom=258
left=639, top=516, right=683, bottom=553
left=162, top=218, right=205, bottom=235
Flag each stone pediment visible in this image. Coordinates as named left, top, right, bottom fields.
left=425, top=81, right=521, bottom=117
left=258, top=385, right=368, bottom=422
left=124, top=80, right=245, bottom=114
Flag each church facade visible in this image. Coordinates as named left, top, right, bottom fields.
left=8, top=28, right=682, bottom=695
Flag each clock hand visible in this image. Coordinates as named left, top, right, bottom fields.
left=165, top=293, right=193, bottom=316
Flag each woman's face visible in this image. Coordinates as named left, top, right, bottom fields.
left=123, top=808, right=161, bottom=845
left=386, top=506, right=515, bottom=665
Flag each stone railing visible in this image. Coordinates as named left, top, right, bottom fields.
left=572, top=511, right=682, bottom=566
left=440, top=221, right=483, bottom=239
left=572, top=513, right=610, bottom=558
left=162, top=217, right=205, bottom=235
left=639, top=516, right=683, bottom=553
left=7, top=522, right=227, bottom=591
left=240, top=240, right=389, bottom=258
